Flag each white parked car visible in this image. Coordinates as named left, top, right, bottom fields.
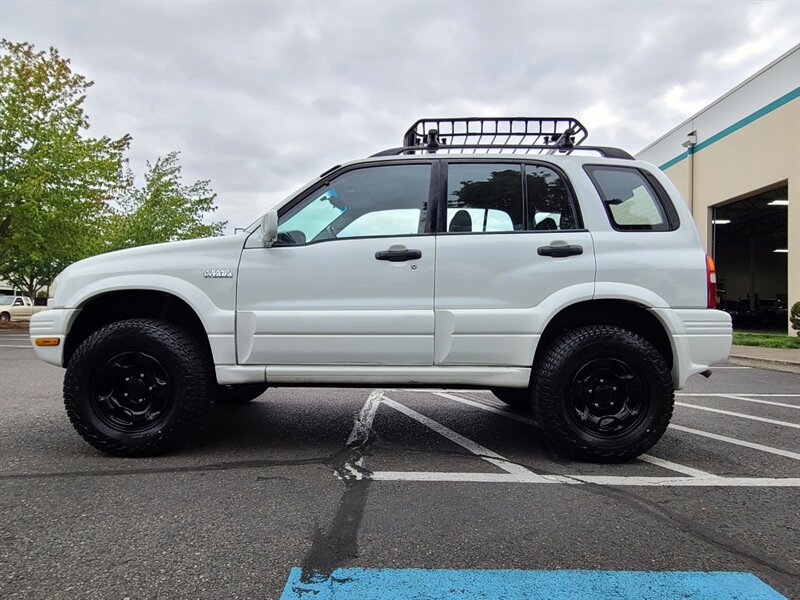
left=0, top=295, right=46, bottom=322
left=30, top=117, right=732, bottom=460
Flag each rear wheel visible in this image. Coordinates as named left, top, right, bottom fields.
left=490, top=388, right=531, bottom=410
left=64, top=319, right=212, bottom=456
left=213, top=383, right=268, bottom=405
left=532, top=325, right=673, bottom=462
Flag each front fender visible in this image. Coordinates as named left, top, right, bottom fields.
left=66, top=274, right=234, bottom=336
left=63, top=274, right=237, bottom=365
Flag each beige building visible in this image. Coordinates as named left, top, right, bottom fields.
left=638, top=45, right=799, bottom=334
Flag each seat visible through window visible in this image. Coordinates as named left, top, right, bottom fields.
left=449, top=209, right=472, bottom=232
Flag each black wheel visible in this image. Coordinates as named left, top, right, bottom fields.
left=63, top=319, right=212, bottom=457
left=532, top=325, right=674, bottom=462
left=0, top=312, right=10, bottom=322
left=490, top=388, right=531, bottom=410
left=213, top=383, right=268, bottom=405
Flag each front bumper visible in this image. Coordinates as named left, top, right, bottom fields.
left=29, top=308, right=80, bottom=367
left=651, top=308, right=733, bottom=389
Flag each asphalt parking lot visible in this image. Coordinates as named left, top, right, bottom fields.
left=1, top=330, right=798, bottom=599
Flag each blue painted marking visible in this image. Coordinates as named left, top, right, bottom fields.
left=280, top=567, right=787, bottom=599
left=657, top=86, right=800, bottom=171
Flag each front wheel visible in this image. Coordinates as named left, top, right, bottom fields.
left=0, top=312, right=10, bottom=322
left=64, top=319, right=212, bottom=457
left=532, top=325, right=674, bottom=462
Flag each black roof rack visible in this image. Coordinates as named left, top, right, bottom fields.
left=371, top=117, right=633, bottom=160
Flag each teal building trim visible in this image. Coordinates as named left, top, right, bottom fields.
left=658, top=86, right=800, bottom=171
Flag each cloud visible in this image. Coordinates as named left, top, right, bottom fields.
left=2, top=0, right=798, bottom=230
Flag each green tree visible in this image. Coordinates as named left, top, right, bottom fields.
left=107, top=151, right=226, bottom=251
left=0, top=39, right=129, bottom=298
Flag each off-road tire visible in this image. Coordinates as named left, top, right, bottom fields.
left=63, top=319, right=212, bottom=457
left=490, top=388, right=531, bottom=410
left=213, top=383, right=268, bottom=405
left=531, top=325, right=674, bottom=462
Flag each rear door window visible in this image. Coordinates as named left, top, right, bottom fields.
left=446, top=163, right=523, bottom=232
left=526, top=164, right=579, bottom=230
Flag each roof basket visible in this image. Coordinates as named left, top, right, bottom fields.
left=371, top=117, right=633, bottom=159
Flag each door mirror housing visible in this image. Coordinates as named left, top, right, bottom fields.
left=261, top=210, right=278, bottom=247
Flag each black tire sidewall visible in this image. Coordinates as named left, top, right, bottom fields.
left=534, top=326, right=673, bottom=461
left=64, top=319, right=210, bottom=456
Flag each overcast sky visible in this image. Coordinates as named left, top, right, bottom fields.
left=2, top=0, right=798, bottom=231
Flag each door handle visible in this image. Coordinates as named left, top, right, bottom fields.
left=375, top=249, right=422, bottom=262
left=537, top=244, right=583, bottom=258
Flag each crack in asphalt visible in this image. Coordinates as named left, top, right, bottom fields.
left=296, top=391, right=379, bottom=587
left=0, top=456, right=332, bottom=480
left=576, top=482, right=800, bottom=590
left=360, top=437, right=800, bottom=591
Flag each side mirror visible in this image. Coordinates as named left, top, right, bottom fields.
left=261, top=210, right=278, bottom=247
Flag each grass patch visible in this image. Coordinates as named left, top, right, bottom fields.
left=733, top=332, right=800, bottom=349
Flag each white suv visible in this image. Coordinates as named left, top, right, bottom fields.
left=30, top=117, right=732, bottom=461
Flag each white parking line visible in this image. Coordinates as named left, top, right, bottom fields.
left=369, top=472, right=800, bottom=487
left=637, top=455, right=719, bottom=478
left=429, top=391, right=718, bottom=478
left=669, top=424, right=800, bottom=461
left=346, top=389, right=382, bottom=446
left=675, top=402, right=800, bottom=429
left=426, top=391, right=537, bottom=426
left=715, top=394, right=800, bottom=410
left=354, top=391, right=800, bottom=487
left=422, top=390, right=800, bottom=463
left=381, top=396, right=544, bottom=479
left=678, top=393, right=800, bottom=397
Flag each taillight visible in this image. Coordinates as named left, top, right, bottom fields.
left=706, top=255, right=717, bottom=309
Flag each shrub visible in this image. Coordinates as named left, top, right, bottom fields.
left=790, top=301, right=800, bottom=337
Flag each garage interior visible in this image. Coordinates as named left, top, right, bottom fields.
left=712, top=185, right=789, bottom=331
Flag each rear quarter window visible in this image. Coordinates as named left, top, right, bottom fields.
left=585, top=166, right=677, bottom=232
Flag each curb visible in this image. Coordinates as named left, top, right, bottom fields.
left=728, top=354, right=800, bottom=374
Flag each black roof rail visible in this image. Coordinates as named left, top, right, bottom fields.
left=370, top=117, right=633, bottom=160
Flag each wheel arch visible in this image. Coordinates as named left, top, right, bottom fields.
left=64, top=289, right=217, bottom=370
left=534, top=299, right=674, bottom=372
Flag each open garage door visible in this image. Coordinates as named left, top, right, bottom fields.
left=712, top=185, right=788, bottom=331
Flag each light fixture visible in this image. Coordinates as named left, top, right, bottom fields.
left=712, top=219, right=731, bottom=225
left=773, top=249, right=788, bottom=253
left=768, top=200, right=788, bottom=206
left=681, top=131, right=697, bottom=149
